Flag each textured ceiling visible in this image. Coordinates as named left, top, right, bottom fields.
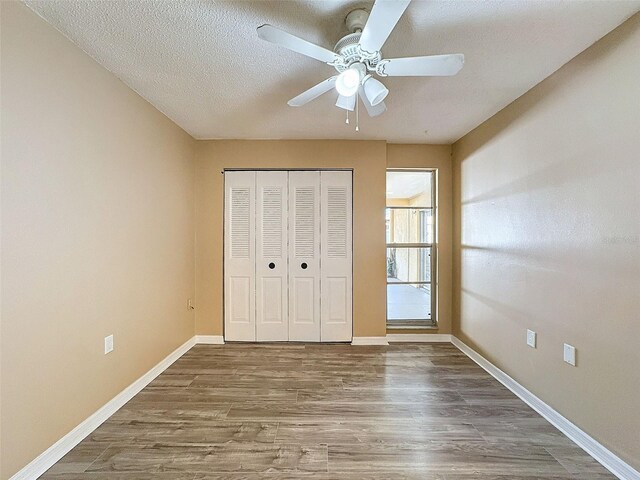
left=26, top=0, right=640, bottom=143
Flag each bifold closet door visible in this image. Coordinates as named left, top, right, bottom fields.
left=321, top=171, right=353, bottom=342
left=225, top=170, right=352, bottom=343
left=224, top=171, right=256, bottom=341
left=255, top=171, right=289, bottom=341
left=288, top=171, right=321, bottom=342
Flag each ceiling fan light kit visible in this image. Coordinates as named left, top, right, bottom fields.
left=256, top=0, right=464, bottom=132
left=335, top=66, right=362, bottom=97
left=362, top=75, right=389, bottom=106
left=336, top=93, right=356, bottom=112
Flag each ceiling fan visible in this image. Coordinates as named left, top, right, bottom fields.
left=256, top=0, right=464, bottom=130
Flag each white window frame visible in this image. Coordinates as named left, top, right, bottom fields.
left=386, top=169, right=437, bottom=328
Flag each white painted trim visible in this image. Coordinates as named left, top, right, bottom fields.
left=351, top=336, right=389, bottom=346
left=9, top=337, right=196, bottom=480
left=195, top=335, right=225, bottom=344
left=386, top=333, right=452, bottom=343
left=451, top=337, right=640, bottom=480
left=14, top=333, right=636, bottom=480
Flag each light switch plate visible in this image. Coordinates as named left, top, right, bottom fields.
left=526, top=329, right=536, bottom=348
left=104, top=334, right=114, bottom=354
left=563, top=343, right=576, bottom=366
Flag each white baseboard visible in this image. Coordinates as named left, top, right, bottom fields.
left=195, top=335, right=225, bottom=344
left=9, top=336, right=197, bottom=480
left=387, top=333, right=452, bottom=343
left=13, top=333, right=637, bottom=480
left=451, top=337, right=640, bottom=480
left=351, top=336, right=389, bottom=346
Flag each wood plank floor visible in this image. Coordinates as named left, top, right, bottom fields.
left=39, top=343, right=615, bottom=479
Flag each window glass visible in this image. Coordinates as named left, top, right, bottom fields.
left=386, top=170, right=435, bottom=327
left=387, top=284, right=431, bottom=321
left=386, top=208, right=433, bottom=244
left=387, top=247, right=431, bottom=283
left=386, top=171, right=432, bottom=208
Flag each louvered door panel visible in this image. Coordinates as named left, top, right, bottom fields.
left=288, top=171, right=321, bottom=341
left=256, top=171, right=288, bottom=341
left=225, top=169, right=352, bottom=344
left=321, top=171, right=353, bottom=342
left=327, top=187, right=348, bottom=258
left=224, top=171, right=256, bottom=341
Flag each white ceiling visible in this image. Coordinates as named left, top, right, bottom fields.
left=26, top=0, right=639, bottom=144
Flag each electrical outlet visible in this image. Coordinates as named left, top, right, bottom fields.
left=526, top=329, right=536, bottom=348
left=563, top=343, right=576, bottom=366
left=104, top=334, right=114, bottom=354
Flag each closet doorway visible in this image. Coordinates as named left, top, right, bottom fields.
left=224, top=170, right=353, bottom=342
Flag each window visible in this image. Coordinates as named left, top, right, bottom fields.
left=386, top=170, right=436, bottom=328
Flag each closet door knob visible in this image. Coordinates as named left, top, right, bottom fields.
left=301, top=262, right=308, bottom=269
left=268, top=262, right=275, bottom=269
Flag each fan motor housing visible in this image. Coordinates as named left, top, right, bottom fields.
left=345, top=8, right=369, bottom=32
left=334, top=16, right=381, bottom=74
left=334, top=33, right=361, bottom=59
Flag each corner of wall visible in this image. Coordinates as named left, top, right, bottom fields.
left=450, top=141, right=462, bottom=336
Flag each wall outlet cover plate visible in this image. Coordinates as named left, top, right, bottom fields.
left=563, top=343, right=576, bottom=366
left=104, top=335, right=114, bottom=354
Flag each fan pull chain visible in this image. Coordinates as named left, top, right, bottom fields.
left=355, top=95, right=359, bottom=132
left=346, top=109, right=350, bottom=125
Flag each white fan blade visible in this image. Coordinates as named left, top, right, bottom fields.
left=257, top=24, right=340, bottom=64
left=288, top=77, right=337, bottom=107
left=359, top=0, right=411, bottom=54
left=378, top=54, right=464, bottom=76
left=358, top=87, right=386, bottom=117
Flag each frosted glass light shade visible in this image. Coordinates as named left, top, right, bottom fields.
left=336, top=94, right=356, bottom=111
left=335, top=68, right=360, bottom=97
left=363, top=77, right=389, bottom=106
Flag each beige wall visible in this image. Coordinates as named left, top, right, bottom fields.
left=0, top=3, right=196, bottom=478
left=387, top=144, right=453, bottom=334
left=194, top=141, right=453, bottom=338
left=0, top=6, right=456, bottom=472
left=194, top=140, right=388, bottom=338
left=453, top=13, right=640, bottom=471
left=6, top=0, right=637, bottom=475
